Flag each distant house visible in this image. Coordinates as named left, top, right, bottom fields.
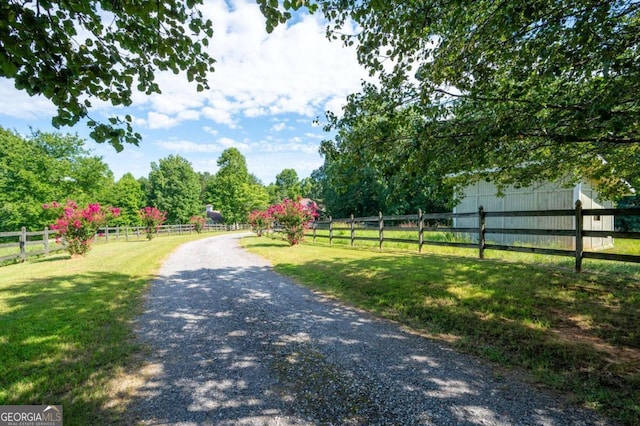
left=205, top=204, right=224, bottom=224
left=453, top=178, right=614, bottom=250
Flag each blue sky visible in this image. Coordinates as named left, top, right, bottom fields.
left=0, top=0, right=368, bottom=185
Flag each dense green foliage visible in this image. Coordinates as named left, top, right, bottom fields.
left=107, top=173, right=145, bottom=226
left=0, top=129, right=325, bottom=231
left=274, top=0, right=640, bottom=200
left=205, top=148, right=270, bottom=224
left=147, top=155, right=202, bottom=224
left=273, top=168, right=302, bottom=202
left=616, top=195, right=640, bottom=232
left=0, top=128, right=113, bottom=231
left=317, top=84, right=454, bottom=218
left=0, top=0, right=214, bottom=150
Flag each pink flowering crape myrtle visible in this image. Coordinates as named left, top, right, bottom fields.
left=266, top=198, right=318, bottom=245
left=43, top=200, right=121, bottom=256
left=139, top=207, right=167, bottom=240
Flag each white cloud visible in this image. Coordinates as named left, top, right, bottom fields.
left=246, top=150, right=323, bottom=184
left=271, top=122, right=287, bottom=132
left=0, top=78, right=57, bottom=120
left=218, top=136, right=250, bottom=151
left=202, top=105, right=238, bottom=128
left=202, top=126, right=219, bottom=136
left=147, top=112, right=180, bottom=129
left=304, top=132, right=325, bottom=140
left=156, top=139, right=222, bottom=153
left=194, top=0, right=366, bottom=124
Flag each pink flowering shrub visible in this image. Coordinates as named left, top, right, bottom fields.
left=267, top=198, right=318, bottom=245
left=139, top=206, right=167, bottom=240
left=247, top=210, right=272, bottom=236
left=43, top=200, right=120, bottom=256
left=189, top=215, right=207, bottom=233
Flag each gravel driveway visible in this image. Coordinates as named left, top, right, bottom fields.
left=130, top=233, right=613, bottom=425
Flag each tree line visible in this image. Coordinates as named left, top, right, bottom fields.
left=0, top=128, right=320, bottom=232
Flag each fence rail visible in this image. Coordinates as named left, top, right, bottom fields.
left=0, top=223, right=249, bottom=264
left=306, top=200, right=640, bottom=272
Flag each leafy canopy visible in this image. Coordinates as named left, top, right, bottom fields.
left=279, top=0, right=640, bottom=198
left=147, top=155, right=202, bottom=224
left=206, top=148, right=268, bottom=224
left=0, top=128, right=113, bottom=231
left=1, top=0, right=214, bottom=151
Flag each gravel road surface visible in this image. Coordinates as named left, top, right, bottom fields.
left=130, top=233, right=614, bottom=425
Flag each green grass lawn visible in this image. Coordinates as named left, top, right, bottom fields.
left=0, top=232, right=225, bottom=425
left=243, top=235, right=640, bottom=425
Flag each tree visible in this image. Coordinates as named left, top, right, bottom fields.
left=106, top=173, right=145, bottom=226
left=206, top=148, right=258, bottom=224
left=197, top=171, right=215, bottom=205
left=0, top=128, right=114, bottom=231
left=267, top=198, right=318, bottom=245
left=299, top=176, right=320, bottom=200
left=316, top=84, right=454, bottom=218
left=66, top=156, right=114, bottom=204
left=1, top=0, right=215, bottom=150
left=286, top=1, right=640, bottom=199
left=147, top=155, right=201, bottom=224
left=274, top=168, right=302, bottom=202
left=246, top=174, right=271, bottom=213
left=44, top=200, right=120, bottom=256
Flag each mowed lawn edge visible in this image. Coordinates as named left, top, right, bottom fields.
left=242, top=235, right=640, bottom=426
left=0, top=232, right=229, bottom=426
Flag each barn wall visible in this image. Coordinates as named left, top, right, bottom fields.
left=575, top=182, right=614, bottom=250
left=453, top=179, right=614, bottom=250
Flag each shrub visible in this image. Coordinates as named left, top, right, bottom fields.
left=139, top=207, right=167, bottom=240
left=189, top=215, right=207, bottom=233
left=43, top=200, right=120, bottom=256
left=267, top=198, right=318, bottom=245
left=248, top=210, right=272, bottom=236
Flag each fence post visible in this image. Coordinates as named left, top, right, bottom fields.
left=575, top=200, right=584, bottom=273
left=20, top=226, right=27, bottom=262
left=312, top=220, right=317, bottom=243
left=105, top=226, right=109, bottom=243
left=379, top=211, right=384, bottom=250
left=44, top=226, right=50, bottom=256
left=418, top=209, right=424, bottom=253
left=350, top=214, right=355, bottom=247
left=478, top=206, right=486, bottom=259
left=329, top=216, right=333, bottom=246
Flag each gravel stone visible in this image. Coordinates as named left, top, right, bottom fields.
left=130, top=233, right=615, bottom=425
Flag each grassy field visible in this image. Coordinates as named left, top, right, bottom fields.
left=308, top=227, right=640, bottom=278
left=243, top=234, right=640, bottom=425
left=0, top=232, right=226, bottom=425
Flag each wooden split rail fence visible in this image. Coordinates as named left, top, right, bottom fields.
left=306, top=200, right=640, bottom=273
left=0, top=223, right=249, bottom=264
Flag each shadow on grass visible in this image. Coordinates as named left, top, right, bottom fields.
left=128, top=258, right=621, bottom=425
left=0, top=270, right=149, bottom=425
left=271, top=251, right=640, bottom=424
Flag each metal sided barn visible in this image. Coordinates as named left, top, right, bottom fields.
left=452, top=178, right=615, bottom=250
